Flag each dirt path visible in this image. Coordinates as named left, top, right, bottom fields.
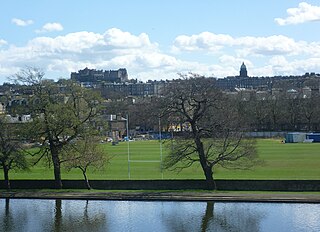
left=1, top=191, right=320, bottom=203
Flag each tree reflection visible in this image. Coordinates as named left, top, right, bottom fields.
left=54, top=199, right=62, bottom=232
left=52, top=199, right=107, bottom=232
left=201, top=201, right=214, bottom=232
left=163, top=201, right=265, bottom=232
left=1, top=199, right=268, bottom=231
left=2, top=198, right=14, bottom=231
left=0, top=198, right=29, bottom=231
left=201, top=202, right=265, bottom=232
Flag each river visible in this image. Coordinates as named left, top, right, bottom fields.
left=0, top=199, right=319, bottom=231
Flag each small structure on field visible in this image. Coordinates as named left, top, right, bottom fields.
left=285, top=132, right=320, bottom=143
left=285, top=132, right=306, bottom=143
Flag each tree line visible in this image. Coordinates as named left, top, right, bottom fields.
left=105, top=79, right=320, bottom=134
left=238, top=91, right=320, bottom=132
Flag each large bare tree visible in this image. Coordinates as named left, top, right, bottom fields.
left=12, top=67, right=101, bottom=189
left=161, top=75, right=259, bottom=189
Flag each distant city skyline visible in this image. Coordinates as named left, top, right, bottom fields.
left=1, top=0, right=320, bottom=83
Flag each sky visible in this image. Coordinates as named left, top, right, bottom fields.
left=1, top=0, right=320, bottom=83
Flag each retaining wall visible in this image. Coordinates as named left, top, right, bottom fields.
left=1, top=180, right=320, bottom=191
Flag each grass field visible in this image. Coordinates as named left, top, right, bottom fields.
left=3, top=139, right=320, bottom=180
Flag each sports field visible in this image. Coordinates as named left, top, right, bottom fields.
left=4, top=139, right=320, bottom=180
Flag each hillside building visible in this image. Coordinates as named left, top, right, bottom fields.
left=71, top=68, right=128, bottom=83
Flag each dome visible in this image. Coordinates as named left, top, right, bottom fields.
left=240, top=62, right=247, bottom=70
left=239, top=62, right=248, bottom=77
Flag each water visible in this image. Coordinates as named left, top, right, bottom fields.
left=0, top=199, right=319, bottom=232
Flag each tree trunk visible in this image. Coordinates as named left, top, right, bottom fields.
left=3, top=165, right=10, bottom=190
left=191, top=123, right=216, bottom=190
left=192, top=126, right=216, bottom=190
left=196, top=141, right=213, bottom=182
left=203, top=167, right=216, bottom=190
left=82, top=171, right=91, bottom=190
left=272, top=114, right=277, bottom=131
left=51, top=151, right=62, bottom=189
left=307, top=117, right=312, bottom=131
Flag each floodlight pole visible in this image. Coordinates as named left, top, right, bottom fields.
left=126, top=114, right=130, bottom=179
left=159, top=116, right=163, bottom=179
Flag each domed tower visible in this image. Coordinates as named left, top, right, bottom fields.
left=239, top=62, right=248, bottom=77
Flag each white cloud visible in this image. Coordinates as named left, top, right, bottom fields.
left=172, top=32, right=318, bottom=57
left=0, top=39, right=7, bottom=46
left=268, top=56, right=294, bottom=74
left=103, top=28, right=155, bottom=48
left=36, top=22, right=64, bottom=33
left=268, top=56, right=320, bottom=76
left=236, top=35, right=305, bottom=56
left=28, top=31, right=104, bottom=53
left=275, top=2, right=320, bottom=25
left=0, top=28, right=177, bottom=81
left=173, top=32, right=233, bottom=52
left=11, top=18, right=34, bottom=26
left=1, top=27, right=320, bottom=83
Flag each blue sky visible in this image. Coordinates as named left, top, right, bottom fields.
left=1, top=0, right=320, bottom=83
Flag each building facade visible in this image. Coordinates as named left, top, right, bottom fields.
left=71, top=68, right=128, bottom=83
left=70, top=65, right=320, bottom=98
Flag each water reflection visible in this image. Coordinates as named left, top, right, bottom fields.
left=51, top=199, right=107, bottom=232
left=54, top=199, right=62, bottom=231
left=0, top=199, right=319, bottom=232
left=201, top=201, right=214, bottom=232
left=162, top=201, right=265, bottom=232
left=3, top=198, right=13, bottom=231
left=204, top=202, right=264, bottom=232
left=0, top=199, right=107, bottom=232
left=1, top=198, right=29, bottom=232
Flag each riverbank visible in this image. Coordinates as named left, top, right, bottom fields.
left=1, top=190, right=320, bottom=203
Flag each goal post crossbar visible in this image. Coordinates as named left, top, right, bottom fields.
left=129, top=160, right=161, bottom=163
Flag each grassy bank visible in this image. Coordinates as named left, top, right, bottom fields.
left=2, top=139, right=320, bottom=180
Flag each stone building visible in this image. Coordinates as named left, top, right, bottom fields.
left=71, top=68, right=128, bottom=83
left=239, top=62, right=248, bottom=77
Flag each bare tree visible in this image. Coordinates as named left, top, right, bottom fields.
left=249, top=95, right=269, bottom=131
left=300, top=93, right=320, bottom=131
left=283, top=93, right=303, bottom=131
left=161, top=75, right=259, bottom=189
left=63, top=136, right=109, bottom=190
left=265, top=91, right=287, bottom=131
left=127, top=98, right=160, bottom=132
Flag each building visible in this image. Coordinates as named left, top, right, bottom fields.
left=239, top=62, right=248, bottom=77
left=104, top=115, right=127, bottom=141
left=70, top=65, right=320, bottom=98
left=71, top=68, right=128, bottom=83
left=99, top=82, right=155, bottom=98
left=216, top=64, right=320, bottom=92
left=4, top=114, right=32, bottom=123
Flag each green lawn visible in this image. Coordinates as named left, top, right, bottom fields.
left=3, top=139, right=320, bottom=180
